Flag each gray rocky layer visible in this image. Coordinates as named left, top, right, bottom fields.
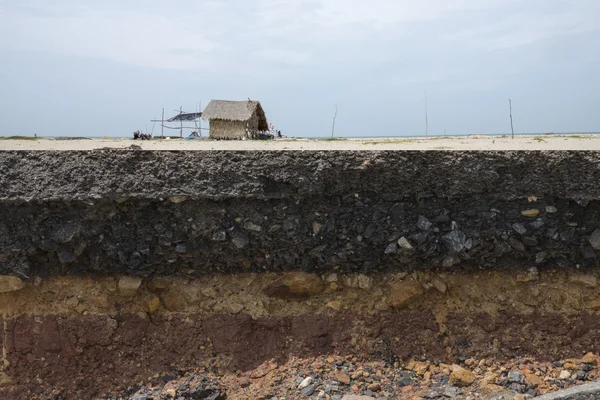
left=1, top=150, right=600, bottom=276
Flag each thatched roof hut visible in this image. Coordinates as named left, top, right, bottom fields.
left=202, top=100, right=268, bottom=140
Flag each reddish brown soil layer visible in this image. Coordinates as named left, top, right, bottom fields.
left=1, top=311, right=599, bottom=399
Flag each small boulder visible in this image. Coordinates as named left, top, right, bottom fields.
left=264, top=272, right=325, bottom=299
left=449, top=367, right=476, bottom=387
left=0, top=372, right=13, bottom=387
left=397, top=237, right=414, bottom=251
left=521, top=209, right=540, bottom=218
left=590, top=229, right=600, bottom=250
left=326, top=300, right=343, bottom=311
left=118, top=276, right=142, bottom=297
left=582, top=352, right=598, bottom=365
left=0, top=276, right=25, bottom=293
left=432, top=278, right=448, bottom=294
left=145, top=295, right=161, bottom=313
left=569, top=274, right=598, bottom=288
left=91, top=296, right=111, bottom=310
left=161, top=291, right=187, bottom=311
left=388, top=280, right=423, bottom=309
left=335, top=371, right=351, bottom=385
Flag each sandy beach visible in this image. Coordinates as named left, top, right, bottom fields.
left=1, top=134, right=600, bottom=151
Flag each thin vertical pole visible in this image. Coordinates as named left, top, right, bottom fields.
left=425, top=91, right=429, bottom=137
left=180, top=106, right=183, bottom=138
left=199, top=100, right=202, bottom=138
left=509, top=99, right=515, bottom=139
left=161, top=108, right=164, bottom=138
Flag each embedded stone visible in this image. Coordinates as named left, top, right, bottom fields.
left=0, top=276, right=25, bottom=293
left=388, top=280, right=423, bottom=309
left=168, top=197, right=186, bottom=204
left=145, top=295, right=161, bottom=313
left=397, top=237, right=414, bottom=250
left=118, top=276, right=142, bottom=297
left=0, top=372, right=13, bottom=387
left=91, top=296, right=111, bottom=310
left=244, top=221, right=262, bottom=232
left=449, top=368, right=476, bottom=387
left=161, top=291, right=187, bottom=311
left=590, top=229, right=600, bottom=250
left=521, top=209, right=540, bottom=218
left=569, top=274, right=598, bottom=288
left=264, top=272, right=325, bottom=299
left=432, top=278, right=448, bottom=294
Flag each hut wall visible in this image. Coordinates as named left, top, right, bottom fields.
left=246, top=112, right=260, bottom=131
left=209, top=119, right=246, bottom=140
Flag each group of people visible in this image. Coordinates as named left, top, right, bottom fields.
left=133, top=130, right=152, bottom=140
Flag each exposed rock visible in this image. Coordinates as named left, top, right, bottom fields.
left=546, top=206, right=558, bottom=213
left=118, top=276, right=142, bottom=297
left=385, top=242, right=398, bottom=254
left=388, top=280, right=423, bottom=309
left=212, top=230, right=227, bottom=242
left=312, top=221, right=324, bottom=234
left=147, top=278, right=170, bottom=292
left=442, top=231, right=467, bottom=253
left=0, top=276, right=25, bottom=293
left=230, top=232, right=250, bottom=249
left=298, top=376, right=313, bottom=389
left=450, top=367, right=476, bottom=387
left=523, top=370, right=542, bottom=387
left=480, top=384, right=504, bottom=395
left=512, top=223, right=527, bottom=235
left=223, top=302, right=244, bottom=314
left=582, top=352, right=598, bottom=365
left=357, top=274, right=373, bottom=289
left=175, top=244, right=187, bottom=254
left=335, top=371, right=351, bottom=385
left=417, top=215, right=433, bottom=232
left=264, top=272, right=325, bottom=299
left=590, top=229, right=600, bottom=250
left=244, top=221, right=262, bottom=232
left=326, top=300, right=342, bottom=311
left=406, top=360, right=430, bottom=376
left=91, top=296, right=111, bottom=310
left=341, top=396, right=376, bottom=400
left=249, top=359, right=278, bottom=379
left=237, top=377, right=252, bottom=388
left=145, top=295, right=161, bottom=313
left=508, top=371, right=525, bottom=384
left=569, top=274, right=598, bottom=288
left=0, top=372, right=13, bottom=387
left=301, top=385, right=315, bottom=395
left=559, top=370, right=571, bottom=379
left=432, top=278, right=448, bottom=294
left=50, top=223, right=78, bottom=243
left=508, top=238, right=526, bottom=252
left=161, top=291, right=187, bottom=311
left=168, top=197, right=186, bottom=204
left=397, top=237, right=414, bottom=251
left=521, top=209, right=540, bottom=217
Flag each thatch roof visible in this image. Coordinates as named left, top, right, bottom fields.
left=202, top=100, right=268, bottom=130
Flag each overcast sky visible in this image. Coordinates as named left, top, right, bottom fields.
left=1, top=0, right=599, bottom=137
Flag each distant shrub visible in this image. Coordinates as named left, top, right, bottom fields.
left=0, top=136, right=39, bottom=140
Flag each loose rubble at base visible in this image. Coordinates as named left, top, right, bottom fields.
left=102, top=353, right=600, bottom=400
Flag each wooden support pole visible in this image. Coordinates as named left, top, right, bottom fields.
left=509, top=99, right=515, bottom=139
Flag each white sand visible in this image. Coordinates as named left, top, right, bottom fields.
left=1, top=135, right=600, bottom=151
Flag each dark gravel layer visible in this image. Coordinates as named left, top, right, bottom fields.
left=1, top=150, right=600, bottom=276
